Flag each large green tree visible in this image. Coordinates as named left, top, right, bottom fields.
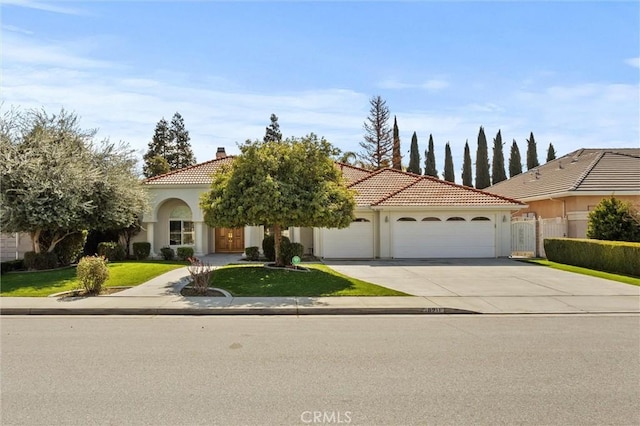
left=475, top=126, right=491, bottom=189
left=0, top=108, right=148, bottom=254
left=359, top=95, right=393, bottom=170
left=200, top=134, right=355, bottom=266
left=491, top=129, right=507, bottom=185
left=461, top=140, right=473, bottom=187
left=546, top=142, right=557, bottom=162
left=443, top=142, right=455, bottom=183
left=169, top=112, right=196, bottom=170
left=424, top=134, right=438, bottom=177
left=526, top=132, right=539, bottom=170
left=264, top=113, right=282, bottom=142
left=143, top=117, right=172, bottom=178
left=407, top=132, right=421, bottom=174
left=509, top=139, right=523, bottom=177
left=587, top=197, right=640, bottom=242
left=392, top=116, right=402, bottom=170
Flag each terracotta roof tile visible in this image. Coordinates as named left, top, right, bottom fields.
left=347, top=169, right=420, bottom=206
left=335, top=162, right=373, bottom=184
left=143, top=157, right=234, bottom=185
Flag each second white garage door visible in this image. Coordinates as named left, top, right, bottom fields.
left=392, top=214, right=495, bottom=258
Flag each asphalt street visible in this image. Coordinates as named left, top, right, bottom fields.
left=2, top=315, right=639, bottom=425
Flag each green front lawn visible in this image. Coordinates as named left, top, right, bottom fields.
left=0, top=260, right=187, bottom=297
left=524, top=259, right=640, bottom=286
left=211, top=263, right=408, bottom=297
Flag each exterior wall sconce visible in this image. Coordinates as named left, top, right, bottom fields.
left=385, top=215, right=389, bottom=223
left=502, top=215, right=507, bottom=222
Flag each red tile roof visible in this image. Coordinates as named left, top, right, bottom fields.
left=143, top=157, right=234, bottom=185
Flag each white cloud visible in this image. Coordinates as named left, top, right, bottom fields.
left=1, top=24, right=34, bottom=35
left=2, top=0, right=88, bottom=15
left=378, top=78, right=449, bottom=91
left=625, top=57, right=640, bottom=69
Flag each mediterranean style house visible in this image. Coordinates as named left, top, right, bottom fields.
left=134, top=148, right=524, bottom=259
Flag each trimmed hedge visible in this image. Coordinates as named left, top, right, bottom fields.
left=54, top=231, right=87, bottom=266
left=24, top=251, right=58, bottom=270
left=245, top=246, right=260, bottom=261
left=132, top=242, right=151, bottom=260
left=280, top=240, right=304, bottom=265
left=544, top=238, right=640, bottom=277
left=176, top=246, right=194, bottom=261
left=97, top=242, right=126, bottom=261
left=160, top=246, right=175, bottom=260
left=1, top=259, right=24, bottom=274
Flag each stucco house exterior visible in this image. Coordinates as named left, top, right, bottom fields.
left=487, top=148, right=640, bottom=238
left=137, top=150, right=524, bottom=259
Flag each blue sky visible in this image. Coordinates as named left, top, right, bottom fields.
left=2, top=0, right=639, bottom=181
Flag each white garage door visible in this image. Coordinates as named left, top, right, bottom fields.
left=392, top=215, right=495, bottom=258
left=321, top=217, right=374, bottom=258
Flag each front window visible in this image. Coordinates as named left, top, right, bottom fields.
left=169, top=206, right=194, bottom=246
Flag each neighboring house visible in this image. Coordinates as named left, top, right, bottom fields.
left=0, top=233, right=31, bottom=262
left=487, top=148, right=640, bottom=238
left=136, top=148, right=524, bottom=259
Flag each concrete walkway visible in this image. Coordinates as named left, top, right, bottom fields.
left=1, top=256, right=639, bottom=315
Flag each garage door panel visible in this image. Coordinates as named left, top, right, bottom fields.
left=322, top=220, right=374, bottom=258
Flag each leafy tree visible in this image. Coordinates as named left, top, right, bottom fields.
left=407, top=131, right=421, bottom=175
left=359, top=95, right=393, bottom=170
left=337, top=150, right=358, bottom=165
left=443, top=142, right=455, bottom=183
left=200, top=134, right=355, bottom=266
left=169, top=112, right=196, bottom=170
left=392, top=116, right=402, bottom=170
left=0, top=108, right=148, bottom=254
left=143, top=117, right=172, bottom=178
left=461, top=140, right=473, bottom=187
left=424, top=134, right=438, bottom=177
left=264, top=113, right=282, bottom=142
left=475, top=126, right=491, bottom=189
left=491, top=129, right=507, bottom=185
left=587, top=197, right=640, bottom=242
left=509, top=139, right=523, bottom=177
left=526, top=132, right=539, bottom=170
left=546, top=142, right=556, bottom=162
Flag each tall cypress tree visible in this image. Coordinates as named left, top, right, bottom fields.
left=424, top=134, right=438, bottom=177
left=462, top=140, right=473, bottom=187
left=526, top=132, right=539, bottom=170
left=392, top=116, right=402, bottom=170
left=443, top=142, right=455, bottom=183
left=491, top=129, right=507, bottom=185
left=143, top=117, right=172, bottom=178
left=170, top=112, right=196, bottom=170
left=407, top=131, right=421, bottom=174
left=546, top=142, right=556, bottom=162
left=509, top=139, right=523, bottom=177
left=475, top=126, right=491, bottom=189
left=264, top=113, right=282, bottom=142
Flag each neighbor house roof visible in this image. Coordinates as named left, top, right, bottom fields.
left=487, top=148, right=640, bottom=200
left=348, top=169, right=524, bottom=208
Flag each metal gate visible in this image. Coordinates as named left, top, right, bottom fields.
left=511, top=217, right=568, bottom=257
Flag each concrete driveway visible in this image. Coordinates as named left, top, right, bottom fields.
left=324, top=258, right=640, bottom=313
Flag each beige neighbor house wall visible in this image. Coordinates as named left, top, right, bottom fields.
left=0, top=232, right=32, bottom=262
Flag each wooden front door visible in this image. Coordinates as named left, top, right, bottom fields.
left=215, top=227, right=244, bottom=253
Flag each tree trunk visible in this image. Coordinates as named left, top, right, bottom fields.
left=30, top=230, right=41, bottom=253
left=273, top=223, right=282, bottom=267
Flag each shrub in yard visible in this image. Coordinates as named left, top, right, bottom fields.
left=544, top=238, right=640, bottom=277
left=279, top=240, right=304, bottom=265
left=97, top=242, right=126, bottom=261
left=587, top=197, right=640, bottom=242
left=187, top=257, right=214, bottom=295
left=77, top=255, right=110, bottom=295
left=132, top=242, right=151, bottom=260
left=1, top=259, right=24, bottom=274
left=245, top=246, right=260, bottom=261
left=53, top=231, right=88, bottom=266
left=262, top=235, right=290, bottom=262
left=176, top=246, right=194, bottom=261
left=23, top=251, right=58, bottom=270
left=160, top=246, right=175, bottom=260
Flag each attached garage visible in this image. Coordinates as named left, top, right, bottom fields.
left=391, top=213, right=495, bottom=258
left=320, top=215, right=374, bottom=258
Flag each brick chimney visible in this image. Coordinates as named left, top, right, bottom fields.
left=216, top=147, right=226, bottom=159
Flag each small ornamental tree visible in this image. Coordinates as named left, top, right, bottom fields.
left=200, top=134, right=355, bottom=266
left=587, top=197, right=640, bottom=242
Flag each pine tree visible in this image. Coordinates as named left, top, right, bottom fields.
left=359, top=95, right=393, bottom=170
left=407, top=132, right=421, bottom=174
left=392, top=116, right=402, bottom=170
left=443, top=142, right=455, bottom=183
left=546, top=142, right=556, bottom=162
left=424, top=134, right=438, bottom=177
left=491, top=129, right=507, bottom=185
left=526, top=132, right=539, bottom=170
left=169, top=112, right=196, bottom=170
left=509, top=139, right=523, bottom=177
left=264, top=113, right=282, bottom=142
left=462, top=140, right=473, bottom=187
left=143, top=118, right=172, bottom=178
left=475, top=126, right=491, bottom=189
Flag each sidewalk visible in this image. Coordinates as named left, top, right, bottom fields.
left=2, top=255, right=639, bottom=316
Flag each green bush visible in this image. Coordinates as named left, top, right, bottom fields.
left=176, top=246, right=194, bottom=260
left=160, top=246, right=175, bottom=260
left=262, top=235, right=291, bottom=262
left=544, top=238, right=640, bottom=277
left=53, top=231, right=88, bottom=266
left=279, top=240, right=304, bottom=265
left=97, top=242, right=126, bottom=261
left=132, top=242, right=151, bottom=260
left=587, top=197, right=640, bottom=242
left=77, top=255, right=110, bottom=295
left=23, top=251, right=58, bottom=270
left=1, top=259, right=24, bottom=274
left=245, top=246, right=260, bottom=261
